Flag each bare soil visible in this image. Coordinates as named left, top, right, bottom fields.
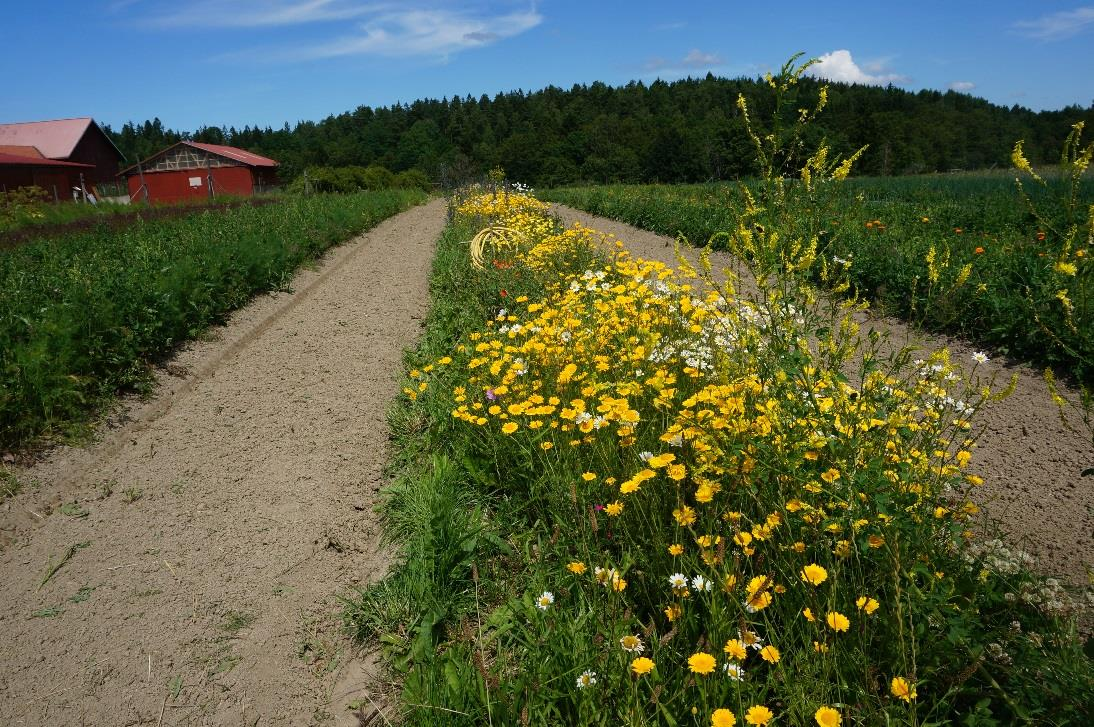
left=552, top=204, right=1093, bottom=585
left=0, top=199, right=446, bottom=726
left=0, top=199, right=1088, bottom=727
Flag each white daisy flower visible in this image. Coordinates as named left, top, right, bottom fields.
left=619, top=634, right=644, bottom=653
left=536, top=591, right=554, bottom=610
left=723, top=663, right=745, bottom=681
left=972, top=351, right=989, bottom=364
left=668, top=573, right=688, bottom=590
left=576, top=670, right=597, bottom=689
left=691, top=575, right=712, bottom=592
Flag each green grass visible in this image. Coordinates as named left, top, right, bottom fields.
left=348, top=193, right=1093, bottom=725
left=0, top=189, right=426, bottom=449
left=543, top=174, right=1093, bottom=383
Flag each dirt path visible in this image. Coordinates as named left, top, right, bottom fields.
left=552, top=204, right=1094, bottom=585
left=0, top=199, right=447, bottom=726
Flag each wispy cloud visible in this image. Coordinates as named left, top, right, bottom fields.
left=138, top=0, right=386, bottom=27
left=295, top=7, right=542, bottom=59
left=1013, top=6, right=1094, bottom=40
left=131, top=2, right=543, bottom=61
left=807, top=50, right=909, bottom=85
left=645, top=48, right=724, bottom=73
left=948, top=80, right=976, bottom=92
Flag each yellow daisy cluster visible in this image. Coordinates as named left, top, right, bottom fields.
left=433, top=190, right=988, bottom=719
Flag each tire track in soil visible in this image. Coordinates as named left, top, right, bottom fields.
left=551, top=204, right=1093, bottom=585
left=0, top=199, right=447, bottom=726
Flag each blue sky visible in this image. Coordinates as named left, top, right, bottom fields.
left=3, top=1, right=1093, bottom=131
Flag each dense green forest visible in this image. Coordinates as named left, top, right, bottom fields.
left=104, top=74, right=1094, bottom=186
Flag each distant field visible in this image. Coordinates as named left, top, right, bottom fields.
left=0, top=189, right=425, bottom=448
left=544, top=173, right=1093, bottom=382
left=0, top=193, right=279, bottom=246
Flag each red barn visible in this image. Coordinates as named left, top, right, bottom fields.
left=0, top=151, right=94, bottom=199
left=121, top=141, right=278, bottom=203
left=0, top=117, right=124, bottom=185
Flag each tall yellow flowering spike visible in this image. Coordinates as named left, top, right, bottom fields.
left=1011, top=140, right=1044, bottom=183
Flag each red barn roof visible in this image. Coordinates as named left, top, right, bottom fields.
left=0, top=152, right=93, bottom=167
left=120, top=141, right=278, bottom=176
left=0, top=118, right=121, bottom=160
left=187, top=142, right=278, bottom=168
left=0, top=144, right=45, bottom=158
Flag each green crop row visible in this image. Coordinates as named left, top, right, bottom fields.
left=0, top=189, right=425, bottom=448
left=544, top=171, right=1093, bottom=383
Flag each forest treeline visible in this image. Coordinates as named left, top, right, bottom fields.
left=104, top=74, right=1094, bottom=186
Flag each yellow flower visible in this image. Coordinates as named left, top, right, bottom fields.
left=688, top=652, right=717, bottom=675
left=566, top=561, right=586, bottom=574
left=723, top=639, right=747, bottom=661
left=800, top=563, right=828, bottom=586
left=856, top=596, right=880, bottom=615
left=673, top=506, right=697, bottom=526
left=667, top=463, right=687, bottom=480
left=630, top=657, right=654, bottom=676
left=815, top=705, right=841, bottom=727
left=605, top=501, right=623, bottom=516
left=501, top=421, right=518, bottom=434
left=813, top=640, right=829, bottom=653
left=759, top=645, right=780, bottom=663
left=890, top=676, right=917, bottom=702
left=581, top=472, right=597, bottom=481
left=803, top=607, right=815, bottom=622
left=668, top=543, right=684, bottom=556
left=826, top=611, right=850, bottom=632
left=1055, top=261, right=1078, bottom=276
left=820, top=468, right=841, bottom=483
left=664, top=604, right=682, bottom=621
left=745, top=705, right=774, bottom=726
left=647, top=452, right=676, bottom=468
left=712, top=709, right=737, bottom=727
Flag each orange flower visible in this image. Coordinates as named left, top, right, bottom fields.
left=974, top=246, right=985, bottom=254
left=1036, top=231, right=1046, bottom=241
left=955, top=228, right=963, bottom=234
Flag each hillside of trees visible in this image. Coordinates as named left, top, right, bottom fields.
left=104, top=74, right=1094, bottom=186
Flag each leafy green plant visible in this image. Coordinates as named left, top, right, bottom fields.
left=0, top=190, right=425, bottom=448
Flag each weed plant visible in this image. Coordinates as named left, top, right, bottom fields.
left=545, top=136, right=1093, bottom=384
left=351, top=58, right=1092, bottom=726
left=0, top=189, right=425, bottom=447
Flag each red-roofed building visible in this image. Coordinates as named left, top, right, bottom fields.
left=0, top=153, right=94, bottom=199
left=0, top=118, right=124, bottom=185
left=121, top=141, right=278, bottom=203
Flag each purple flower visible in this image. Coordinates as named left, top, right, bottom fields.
left=485, top=388, right=497, bottom=401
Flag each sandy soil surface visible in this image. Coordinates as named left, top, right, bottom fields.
left=551, top=204, right=1093, bottom=585
left=0, top=198, right=1088, bottom=726
left=0, top=199, right=446, bottom=726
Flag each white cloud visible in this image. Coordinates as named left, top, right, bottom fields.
left=142, top=1, right=386, bottom=28
left=1014, top=7, right=1094, bottom=40
left=298, top=7, right=542, bottom=59
left=135, top=2, right=543, bottom=60
left=948, top=80, right=976, bottom=92
left=645, top=48, right=724, bottom=72
left=808, top=50, right=909, bottom=85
